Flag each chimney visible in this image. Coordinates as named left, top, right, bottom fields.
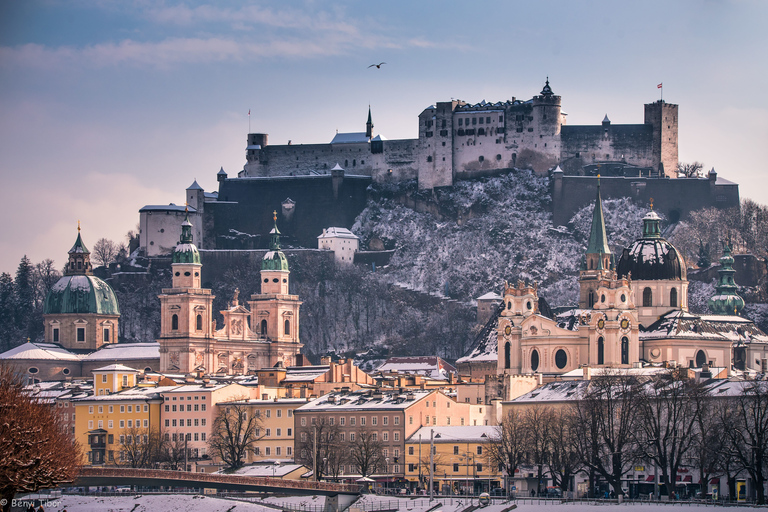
left=321, top=356, right=332, bottom=366
left=583, top=365, right=591, bottom=381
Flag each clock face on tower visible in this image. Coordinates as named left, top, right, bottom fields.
left=597, top=318, right=605, bottom=330
left=620, top=318, right=631, bottom=331
left=504, top=325, right=512, bottom=336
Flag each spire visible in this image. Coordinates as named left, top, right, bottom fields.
left=708, top=242, right=745, bottom=315
left=67, top=222, right=93, bottom=275
left=540, top=77, right=554, bottom=96
left=172, top=208, right=200, bottom=265
left=585, top=177, right=612, bottom=270
left=366, top=105, right=373, bottom=139
left=179, top=208, right=194, bottom=244
left=270, top=210, right=281, bottom=250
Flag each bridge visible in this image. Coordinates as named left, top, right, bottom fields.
left=75, top=467, right=361, bottom=511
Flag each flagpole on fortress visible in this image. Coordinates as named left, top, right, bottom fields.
left=658, top=83, right=663, bottom=102
left=248, top=109, right=251, bottom=133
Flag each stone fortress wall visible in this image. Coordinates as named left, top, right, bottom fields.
left=240, top=80, right=678, bottom=190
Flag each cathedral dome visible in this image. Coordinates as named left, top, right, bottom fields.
left=44, top=274, right=120, bottom=315
left=617, top=210, right=685, bottom=281
left=172, top=217, right=200, bottom=264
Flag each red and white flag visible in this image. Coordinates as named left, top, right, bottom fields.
left=248, top=109, right=251, bottom=116
left=657, top=83, right=662, bottom=89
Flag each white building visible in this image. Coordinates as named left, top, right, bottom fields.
left=317, top=227, right=359, bottom=264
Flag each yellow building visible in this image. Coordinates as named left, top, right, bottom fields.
left=404, top=426, right=500, bottom=495
left=218, top=398, right=308, bottom=463
left=73, top=364, right=170, bottom=465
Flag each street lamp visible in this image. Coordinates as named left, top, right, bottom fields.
left=385, top=457, right=390, bottom=495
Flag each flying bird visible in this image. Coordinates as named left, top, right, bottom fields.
left=368, top=62, right=386, bottom=69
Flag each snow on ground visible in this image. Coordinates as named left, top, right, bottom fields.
left=42, top=494, right=764, bottom=512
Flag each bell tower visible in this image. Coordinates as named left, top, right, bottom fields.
left=579, top=178, right=614, bottom=308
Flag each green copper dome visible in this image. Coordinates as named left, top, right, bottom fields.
left=172, top=215, right=201, bottom=265
left=44, top=275, right=120, bottom=315
left=261, top=212, right=289, bottom=272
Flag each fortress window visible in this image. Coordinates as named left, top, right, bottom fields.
left=499, top=115, right=503, bottom=123
left=472, top=118, right=477, bottom=125
left=527, top=128, right=533, bottom=132
left=345, top=160, right=348, bottom=167
left=516, top=128, right=523, bottom=133
left=442, top=119, right=446, bottom=128
left=458, top=119, right=463, bottom=126
left=486, top=117, right=490, bottom=123
left=478, top=128, right=485, bottom=135
left=196, top=314, right=203, bottom=331
left=361, top=160, right=364, bottom=164
left=478, top=156, right=484, bottom=162
left=643, top=288, right=653, bottom=307
left=479, top=117, right=484, bottom=124
left=670, top=288, right=678, bottom=307
left=171, top=314, right=178, bottom=331
left=427, top=156, right=433, bottom=162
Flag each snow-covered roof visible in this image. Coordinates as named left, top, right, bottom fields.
left=0, top=342, right=81, bottom=361
left=330, top=132, right=369, bottom=144
left=220, top=463, right=307, bottom=477
left=296, top=389, right=434, bottom=412
left=187, top=180, right=203, bottom=190
left=457, top=312, right=499, bottom=364
left=93, top=364, right=139, bottom=372
left=73, top=385, right=179, bottom=403
left=82, top=342, right=161, bottom=361
left=376, top=356, right=457, bottom=380
left=318, top=227, right=359, bottom=240
left=407, top=425, right=499, bottom=443
left=511, top=380, right=590, bottom=403
left=161, top=383, right=234, bottom=393
left=640, top=310, right=768, bottom=344
left=476, top=292, right=502, bottom=301
left=371, top=134, right=387, bottom=141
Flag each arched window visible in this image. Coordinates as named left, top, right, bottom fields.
left=530, top=349, right=539, bottom=372
left=597, top=337, right=604, bottom=365
left=588, top=290, right=596, bottom=308
left=670, top=288, right=678, bottom=307
left=171, top=314, right=178, bottom=331
left=284, top=319, right=291, bottom=336
left=504, top=342, right=511, bottom=369
left=555, top=349, right=567, bottom=370
left=643, top=287, right=653, bottom=307
left=260, top=320, right=268, bottom=336
left=196, top=314, right=203, bottom=331
left=621, top=337, right=629, bottom=365
left=507, top=301, right=511, bottom=310
left=695, top=350, right=707, bottom=368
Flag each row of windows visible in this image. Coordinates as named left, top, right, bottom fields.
left=300, top=415, right=400, bottom=427
left=254, top=408, right=291, bottom=418
left=165, top=395, right=207, bottom=401
left=254, top=446, right=292, bottom=456
left=457, top=116, right=503, bottom=126
left=90, top=404, right=148, bottom=414
left=299, top=430, right=400, bottom=442
left=255, top=427, right=292, bottom=437
left=52, top=326, right=111, bottom=343
left=88, top=418, right=149, bottom=430
left=166, top=432, right=206, bottom=442
left=165, top=418, right=207, bottom=428
left=165, top=404, right=206, bottom=412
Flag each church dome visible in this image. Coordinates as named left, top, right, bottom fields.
left=44, top=274, right=120, bottom=315
left=617, top=210, right=686, bottom=281
left=172, top=216, right=200, bottom=264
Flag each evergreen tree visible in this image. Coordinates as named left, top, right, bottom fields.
left=13, top=256, right=33, bottom=335
left=0, top=273, right=18, bottom=351
left=697, top=240, right=711, bottom=269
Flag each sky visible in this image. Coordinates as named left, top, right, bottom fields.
left=1, top=0, right=767, bottom=274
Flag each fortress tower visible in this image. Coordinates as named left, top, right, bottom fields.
left=644, top=100, right=679, bottom=178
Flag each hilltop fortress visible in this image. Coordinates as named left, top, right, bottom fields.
left=241, top=79, right=678, bottom=189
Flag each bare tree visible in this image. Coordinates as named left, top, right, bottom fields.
left=160, top=430, right=187, bottom=470
left=295, top=416, right=340, bottom=481
left=208, top=401, right=262, bottom=470
left=573, top=372, right=640, bottom=496
left=118, top=425, right=166, bottom=468
left=92, top=238, right=118, bottom=267
left=489, top=410, right=528, bottom=493
left=0, top=366, right=79, bottom=512
left=634, top=369, right=701, bottom=497
left=721, top=378, right=768, bottom=504
left=548, top=406, right=581, bottom=493
left=677, top=161, right=704, bottom=178
left=522, top=405, right=554, bottom=494
left=349, top=427, right=384, bottom=478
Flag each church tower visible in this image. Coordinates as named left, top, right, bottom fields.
left=158, top=212, right=215, bottom=373
left=579, top=178, right=614, bottom=309
left=708, top=242, right=745, bottom=315
left=247, top=212, right=302, bottom=346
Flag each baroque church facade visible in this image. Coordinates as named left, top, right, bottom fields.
left=458, top=183, right=768, bottom=380
left=158, top=212, right=303, bottom=375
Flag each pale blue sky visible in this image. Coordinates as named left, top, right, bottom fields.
left=1, top=0, right=766, bottom=273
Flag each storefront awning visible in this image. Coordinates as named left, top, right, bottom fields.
left=710, top=478, right=720, bottom=484
left=645, top=476, right=655, bottom=482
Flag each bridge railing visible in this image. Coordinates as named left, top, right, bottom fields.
left=77, top=467, right=358, bottom=493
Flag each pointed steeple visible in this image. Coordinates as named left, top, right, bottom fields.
left=366, top=105, right=373, bottom=139
left=585, top=177, right=612, bottom=271
left=708, top=242, right=745, bottom=315
left=263, top=211, right=289, bottom=272
left=66, top=221, right=93, bottom=275
left=172, top=209, right=200, bottom=265
left=269, top=210, right=281, bottom=250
